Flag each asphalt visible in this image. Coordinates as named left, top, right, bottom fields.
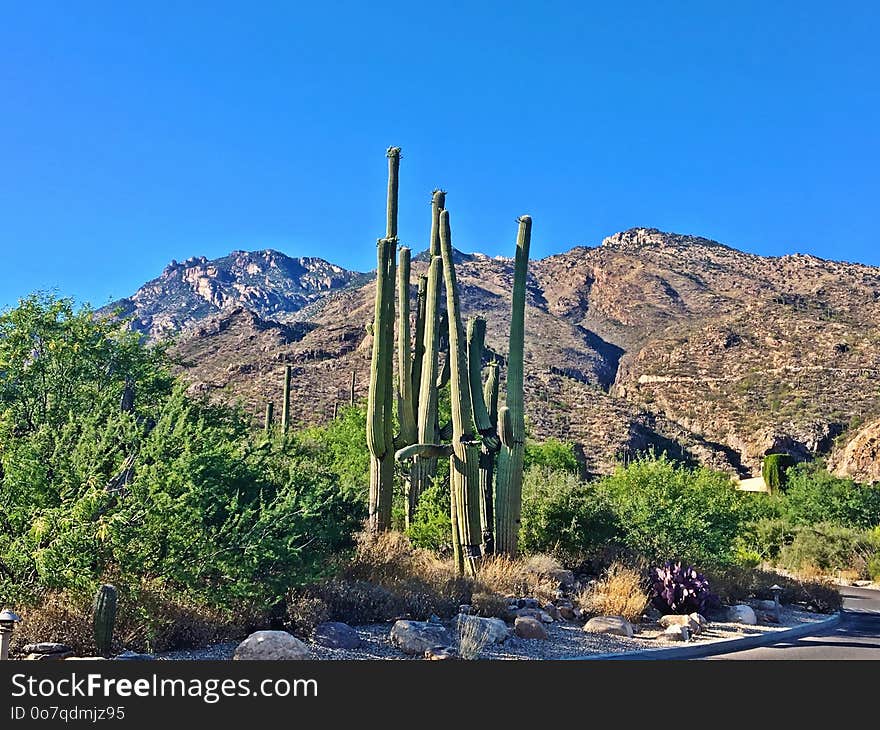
left=708, top=585, right=880, bottom=660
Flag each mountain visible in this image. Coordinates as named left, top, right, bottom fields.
left=111, top=228, right=880, bottom=481
left=103, top=250, right=367, bottom=339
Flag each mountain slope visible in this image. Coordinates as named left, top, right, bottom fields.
left=115, top=228, right=880, bottom=479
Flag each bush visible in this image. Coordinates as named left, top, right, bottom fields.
left=781, top=464, right=880, bottom=529
left=577, top=563, right=649, bottom=622
left=0, top=294, right=364, bottom=647
left=707, top=566, right=843, bottom=613
left=475, top=554, right=560, bottom=603
left=405, top=482, right=452, bottom=554
left=523, top=438, right=580, bottom=473
left=290, top=531, right=473, bottom=625
left=649, top=562, right=718, bottom=615
left=519, top=466, right=619, bottom=566
left=762, top=453, right=794, bottom=491
left=600, top=454, right=750, bottom=571
left=778, top=523, right=876, bottom=577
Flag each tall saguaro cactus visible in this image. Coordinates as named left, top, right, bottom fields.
left=282, top=365, right=292, bottom=433
left=467, top=317, right=500, bottom=555
left=367, top=236, right=397, bottom=532
left=495, top=215, right=532, bottom=555
left=410, top=191, right=447, bottom=507
left=366, top=148, right=401, bottom=532
left=481, top=361, right=500, bottom=554
left=439, top=209, right=483, bottom=574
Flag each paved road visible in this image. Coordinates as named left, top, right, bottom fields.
left=709, top=585, right=880, bottom=659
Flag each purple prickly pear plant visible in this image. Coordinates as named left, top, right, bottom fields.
left=650, top=561, right=718, bottom=615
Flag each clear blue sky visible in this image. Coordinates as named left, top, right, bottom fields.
left=2, top=1, right=878, bottom=310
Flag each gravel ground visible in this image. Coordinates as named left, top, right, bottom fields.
left=156, top=606, right=829, bottom=661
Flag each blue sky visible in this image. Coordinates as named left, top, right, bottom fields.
left=1, top=1, right=878, bottom=310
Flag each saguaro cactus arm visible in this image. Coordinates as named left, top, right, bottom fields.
left=397, top=247, right=417, bottom=445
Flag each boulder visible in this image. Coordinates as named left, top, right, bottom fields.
left=558, top=605, right=577, bottom=621
left=390, top=621, right=452, bottom=655
left=455, top=615, right=510, bottom=644
left=25, top=651, right=74, bottom=660
left=727, top=605, right=757, bottom=625
left=659, top=614, right=701, bottom=634
left=233, top=631, right=311, bottom=660
left=753, top=600, right=776, bottom=611
left=514, top=616, right=548, bottom=640
left=583, top=615, right=634, bottom=638
left=663, top=625, right=690, bottom=641
left=543, top=604, right=560, bottom=621
left=312, top=622, right=361, bottom=650
left=689, top=612, right=709, bottom=629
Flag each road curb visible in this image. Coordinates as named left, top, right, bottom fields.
left=561, top=612, right=843, bottom=660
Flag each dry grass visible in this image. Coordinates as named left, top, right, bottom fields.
left=576, top=562, right=649, bottom=622
left=475, top=553, right=560, bottom=603
left=289, top=531, right=473, bottom=627
left=456, top=616, right=493, bottom=660
left=10, top=583, right=248, bottom=656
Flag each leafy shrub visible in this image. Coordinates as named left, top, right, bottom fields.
left=867, top=553, right=880, bottom=582
left=578, top=563, right=649, bottom=621
left=519, top=466, right=619, bottom=566
left=0, top=294, right=364, bottom=647
left=406, top=482, right=452, bottom=554
left=778, top=523, right=874, bottom=576
left=781, top=464, right=880, bottom=529
left=650, top=562, right=718, bottom=615
left=523, top=438, right=580, bottom=473
left=600, top=454, right=749, bottom=570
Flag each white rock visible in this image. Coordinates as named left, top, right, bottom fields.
left=389, top=620, right=452, bottom=655
left=583, top=615, right=634, bottom=638
left=727, top=605, right=757, bottom=625
left=233, top=631, right=310, bottom=660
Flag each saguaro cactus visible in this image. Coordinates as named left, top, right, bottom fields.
left=282, top=364, right=292, bottom=433
left=93, top=584, right=117, bottom=657
left=410, top=191, right=447, bottom=507
left=367, top=237, right=397, bottom=532
left=264, top=402, right=274, bottom=434
left=366, top=147, right=401, bottom=532
left=439, top=210, right=483, bottom=574
left=482, top=362, right=500, bottom=554
left=467, top=317, right=500, bottom=555
left=495, top=215, right=532, bottom=555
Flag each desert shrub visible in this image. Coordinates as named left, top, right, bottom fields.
left=325, top=531, right=472, bottom=622
left=649, top=562, right=718, bottom=615
left=475, top=554, right=560, bottom=603
left=470, top=591, right=510, bottom=618
left=781, top=464, right=880, bottom=529
left=0, top=294, right=364, bottom=648
left=519, top=466, right=619, bottom=566
left=456, top=615, right=493, bottom=660
left=867, top=553, right=880, bottom=582
left=707, top=566, right=842, bottom=613
left=600, top=454, right=749, bottom=570
left=406, top=482, right=452, bottom=554
left=762, top=453, right=794, bottom=491
left=523, top=438, right=580, bottom=473
left=297, top=405, right=370, bottom=498
left=577, top=563, right=649, bottom=621
left=778, top=523, right=875, bottom=576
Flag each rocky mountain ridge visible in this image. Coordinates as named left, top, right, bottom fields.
left=111, top=228, right=880, bottom=482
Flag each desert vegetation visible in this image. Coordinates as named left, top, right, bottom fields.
left=3, top=148, right=877, bottom=659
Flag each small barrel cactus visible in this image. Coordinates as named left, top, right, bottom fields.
left=93, top=584, right=117, bottom=657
